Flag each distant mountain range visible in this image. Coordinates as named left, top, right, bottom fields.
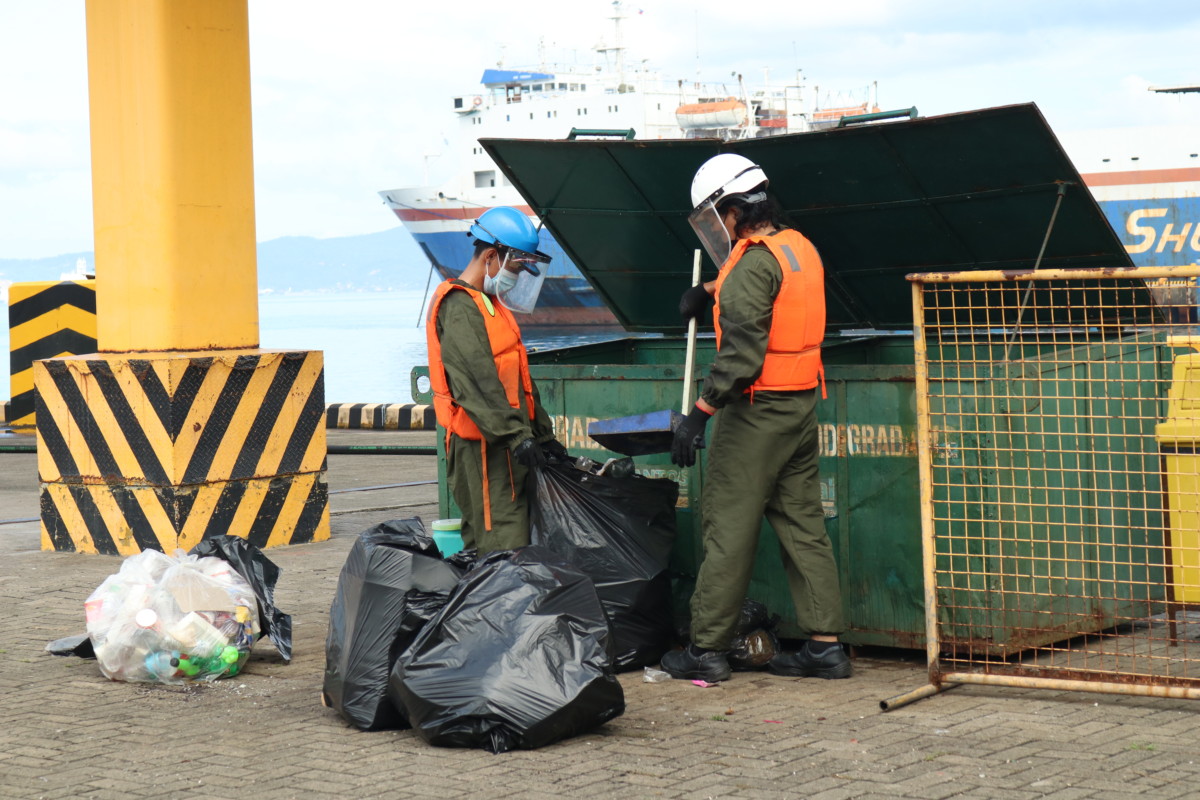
left=0, top=227, right=430, bottom=294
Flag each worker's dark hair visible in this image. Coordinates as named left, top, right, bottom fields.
left=472, top=238, right=500, bottom=260
left=718, top=181, right=786, bottom=239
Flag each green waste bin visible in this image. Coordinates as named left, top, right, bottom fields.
left=414, top=334, right=927, bottom=646
left=415, top=103, right=1150, bottom=649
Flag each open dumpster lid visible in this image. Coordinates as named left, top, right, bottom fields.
left=481, top=103, right=1138, bottom=332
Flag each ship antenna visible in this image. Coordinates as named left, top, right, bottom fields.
left=610, top=1, right=626, bottom=91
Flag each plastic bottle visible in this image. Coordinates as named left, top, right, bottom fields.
left=145, top=651, right=183, bottom=680
left=168, top=612, right=228, bottom=658
left=175, top=655, right=202, bottom=678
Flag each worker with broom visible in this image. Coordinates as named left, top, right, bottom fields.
left=661, top=154, right=851, bottom=682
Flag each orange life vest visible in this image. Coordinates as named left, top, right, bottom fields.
left=713, top=228, right=825, bottom=394
left=425, top=281, right=537, bottom=532
left=426, top=280, right=536, bottom=440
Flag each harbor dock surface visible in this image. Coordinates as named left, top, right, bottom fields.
left=3, top=429, right=1200, bottom=799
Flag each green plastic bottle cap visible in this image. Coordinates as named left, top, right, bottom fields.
left=431, top=518, right=462, bottom=532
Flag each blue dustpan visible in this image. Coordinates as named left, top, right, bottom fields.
left=587, top=409, right=685, bottom=456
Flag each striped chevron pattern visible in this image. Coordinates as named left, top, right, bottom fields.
left=7, top=280, right=97, bottom=428
left=34, top=349, right=329, bottom=554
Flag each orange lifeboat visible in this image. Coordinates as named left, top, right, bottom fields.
left=675, top=97, right=748, bottom=130
left=811, top=103, right=880, bottom=123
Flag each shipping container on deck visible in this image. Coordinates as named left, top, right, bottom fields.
left=415, top=103, right=1161, bottom=650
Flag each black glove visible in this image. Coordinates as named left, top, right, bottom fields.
left=513, top=437, right=547, bottom=469
left=679, top=284, right=713, bottom=322
left=540, top=438, right=570, bottom=462
left=670, top=405, right=712, bottom=467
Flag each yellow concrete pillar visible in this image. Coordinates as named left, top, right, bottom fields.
left=86, top=0, right=258, bottom=351
left=35, top=0, right=329, bottom=553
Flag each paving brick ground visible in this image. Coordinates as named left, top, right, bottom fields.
left=3, top=431, right=1200, bottom=799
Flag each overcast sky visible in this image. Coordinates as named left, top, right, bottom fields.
left=3, top=0, right=1200, bottom=260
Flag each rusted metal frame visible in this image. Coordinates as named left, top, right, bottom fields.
left=879, top=681, right=962, bottom=712
left=909, top=265, right=1200, bottom=284
left=911, top=278, right=944, bottom=685
left=938, top=672, right=1200, bottom=700
left=942, top=659, right=1200, bottom=688
left=1162, top=450, right=1182, bottom=646
left=879, top=278, right=961, bottom=711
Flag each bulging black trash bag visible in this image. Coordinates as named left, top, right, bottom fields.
left=323, top=518, right=462, bottom=731
left=530, top=461, right=679, bottom=670
left=728, top=599, right=782, bottom=671
left=190, top=536, right=293, bottom=661
left=390, top=547, right=625, bottom=753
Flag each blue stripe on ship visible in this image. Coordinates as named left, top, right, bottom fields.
left=1096, top=197, right=1200, bottom=267
left=409, top=228, right=607, bottom=309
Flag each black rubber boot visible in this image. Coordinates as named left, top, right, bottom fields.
left=660, top=644, right=732, bottom=682
left=767, top=641, right=852, bottom=679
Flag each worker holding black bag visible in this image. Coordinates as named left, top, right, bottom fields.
left=663, top=155, right=851, bottom=683
left=425, top=207, right=568, bottom=554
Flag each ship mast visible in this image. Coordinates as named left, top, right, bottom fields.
left=595, top=0, right=628, bottom=92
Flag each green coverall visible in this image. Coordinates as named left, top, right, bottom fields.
left=434, top=281, right=554, bottom=554
left=689, top=234, right=845, bottom=651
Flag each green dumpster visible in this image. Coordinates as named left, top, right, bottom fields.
left=416, top=103, right=1142, bottom=648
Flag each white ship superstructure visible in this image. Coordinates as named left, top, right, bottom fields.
left=379, top=1, right=878, bottom=325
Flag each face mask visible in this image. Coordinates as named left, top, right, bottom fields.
left=483, top=252, right=520, bottom=295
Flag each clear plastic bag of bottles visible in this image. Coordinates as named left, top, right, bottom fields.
left=85, top=548, right=260, bottom=684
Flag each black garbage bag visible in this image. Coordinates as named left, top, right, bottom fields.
left=530, top=461, right=679, bottom=670
left=390, top=547, right=625, bottom=753
left=323, top=518, right=462, bottom=731
left=675, top=598, right=782, bottom=670
left=45, top=634, right=95, bottom=658
left=190, top=536, right=293, bottom=661
left=446, top=547, right=478, bottom=573
left=734, top=598, right=771, bottom=634
left=728, top=599, right=782, bottom=671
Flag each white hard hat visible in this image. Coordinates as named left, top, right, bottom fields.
left=690, top=153, right=768, bottom=210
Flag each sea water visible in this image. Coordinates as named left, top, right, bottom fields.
left=0, top=291, right=638, bottom=407
left=260, top=291, right=641, bottom=404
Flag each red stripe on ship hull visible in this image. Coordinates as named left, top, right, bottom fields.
left=390, top=205, right=536, bottom=222
left=1081, top=167, right=1200, bottom=187
left=524, top=305, right=621, bottom=328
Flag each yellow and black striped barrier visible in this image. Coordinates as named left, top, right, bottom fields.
left=7, top=280, right=97, bottom=430
left=324, top=402, right=434, bottom=430
left=35, top=349, right=330, bottom=554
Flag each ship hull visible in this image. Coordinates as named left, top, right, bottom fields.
left=386, top=199, right=620, bottom=328
left=1082, top=167, right=1200, bottom=267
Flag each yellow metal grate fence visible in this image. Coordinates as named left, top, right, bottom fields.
left=888, top=266, right=1200, bottom=709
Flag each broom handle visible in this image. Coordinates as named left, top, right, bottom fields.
left=681, top=249, right=701, bottom=413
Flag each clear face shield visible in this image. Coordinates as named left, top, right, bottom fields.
left=496, top=251, right=549, bottom=314
left=688, top=200, right=732, bottom=267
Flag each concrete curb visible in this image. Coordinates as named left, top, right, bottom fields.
left=324, top=402, right=435, bottom=431
left=3, top=400, right=436, bottom=432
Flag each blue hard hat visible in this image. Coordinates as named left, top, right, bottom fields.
left=469, top=207, right=551, bottom=271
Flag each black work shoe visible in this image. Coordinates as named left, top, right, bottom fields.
left=660, top=644, right=732, bottom=682
left=767, top=641, right=852, bottom=679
